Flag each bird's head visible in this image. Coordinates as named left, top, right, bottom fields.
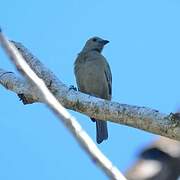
left=82, top=37, right=109, bottom=53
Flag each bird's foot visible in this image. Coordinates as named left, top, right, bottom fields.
left=90, top=117, right=96, bottom=122
left=69, top=85, right=77, bottom=91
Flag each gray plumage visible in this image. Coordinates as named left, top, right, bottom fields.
left=74, top=37, right=112, bottom=144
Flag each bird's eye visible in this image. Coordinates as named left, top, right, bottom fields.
left=92, top=38, right=97, bottom=42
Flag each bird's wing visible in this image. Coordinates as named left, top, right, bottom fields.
left=104, top=60, right=112, bottom=98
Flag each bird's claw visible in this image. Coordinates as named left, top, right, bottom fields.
left=69, top=85, right=77, bottom=91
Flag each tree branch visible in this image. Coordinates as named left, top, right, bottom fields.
left=0, top=29, right=126, bottom=180
left=0, top=68, right=40, bottom=103
left=0, top=37, right=180, bottom=142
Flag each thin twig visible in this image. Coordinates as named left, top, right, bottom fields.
left=0, top=29, right=127, bottom=180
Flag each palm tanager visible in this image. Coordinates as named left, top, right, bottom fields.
left=74, top=37, right=112, bottom=144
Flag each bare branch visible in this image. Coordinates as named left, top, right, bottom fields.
left=0, top=29, right=127, bottom=180
left=0, top=40, right=180, bottom=141
left=0, top=68, right=41, bottom=103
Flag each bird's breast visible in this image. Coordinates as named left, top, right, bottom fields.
left=75, top=60, right=108, bottom=98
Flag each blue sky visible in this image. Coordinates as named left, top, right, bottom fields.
left=0, top=0, right=180, bottom=179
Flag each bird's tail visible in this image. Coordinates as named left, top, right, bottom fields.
left=91, top=118, right=108, bottom=144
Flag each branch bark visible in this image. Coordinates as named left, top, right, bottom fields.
left=0, top=39, right=180, bottom=141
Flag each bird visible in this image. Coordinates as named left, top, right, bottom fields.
left=74, top=36, right=112, bottom=144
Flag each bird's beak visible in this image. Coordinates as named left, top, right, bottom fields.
left=102, top=40, right=109, bottom=45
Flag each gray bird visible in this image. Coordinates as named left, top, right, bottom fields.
left=74, top=37, right=112, bottom=144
